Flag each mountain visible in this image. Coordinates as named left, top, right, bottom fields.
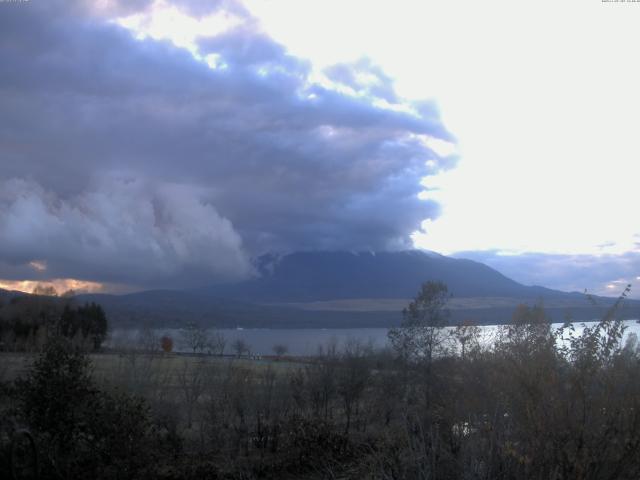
left=0, top=287, right=25, bottom=302
left=74, top=250, right=640, bottom=328
left=206, top=250, right=564, bottom=301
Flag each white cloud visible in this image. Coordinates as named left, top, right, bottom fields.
left=243, top=0, right=640, bottom=258
left=115, top=0, right=243, bottom=57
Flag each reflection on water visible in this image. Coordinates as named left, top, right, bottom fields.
left=107, top=320, right=640, bottom=357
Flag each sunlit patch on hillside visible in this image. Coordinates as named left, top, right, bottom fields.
left=0, top=279, right=105, bottom=296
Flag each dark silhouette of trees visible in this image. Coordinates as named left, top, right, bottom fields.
left=11, top=337, right=152, bottom=480
left=59, top=302, right=108, bottom=350
left=0, top=296, right=108, bottom=351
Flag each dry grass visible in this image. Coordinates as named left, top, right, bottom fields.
left=0, top=352, right=37, bottom=383
left=0, top=351, right=302, bottom=388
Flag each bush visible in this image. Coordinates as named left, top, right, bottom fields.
left=13, top=336, right=154, bottom=480
left=14, top=337, right=95, bottom=440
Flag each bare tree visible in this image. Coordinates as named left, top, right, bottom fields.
left=180, top=322, right=209, bottom=354
left=450, top=322, right=482, bottom=360
left=306, top=342, right=339, bottom=420
left=177, top=358, right=208, bottom=428
left=206, top=331, right=227, bottom=356
left=136, top=326, right=159, bottom=353
left=388, top=281, right=451, bottom=413
left=232, top=339, right=250, bottom=358
left=388, top=281, right=451, bottom=364
left=272, top=343, right=288, bottom=358
left=337, top=339, right=371, bottom=434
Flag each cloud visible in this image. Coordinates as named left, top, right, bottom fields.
left=0, top=0, right=454, bottom=287
left=0, top=178, right=251, bottom=288
left=324, top=58, right=399, bottom=104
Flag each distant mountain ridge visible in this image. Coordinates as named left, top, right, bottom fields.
left=3, top=250, right=638, bottom=328
left=203, top=250, right=569, bottom=301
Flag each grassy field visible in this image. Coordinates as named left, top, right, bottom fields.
left=0, top=350, right=303, bottom=387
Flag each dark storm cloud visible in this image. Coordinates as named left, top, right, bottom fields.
left=0, top=0, right=455, bottom=287
left=455, top=250, right=640, bottom=299
left=0, top=177, right=251, bottom=287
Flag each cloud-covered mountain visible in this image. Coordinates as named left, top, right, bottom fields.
left=1, top=0, right=635, bottom=299
left=208, top=250, right=561, bottom=301
left=0, top=0, right=455, bottom=290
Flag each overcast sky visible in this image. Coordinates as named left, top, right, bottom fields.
left=0, top=0, right=638, bottom=297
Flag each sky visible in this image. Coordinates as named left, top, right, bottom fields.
left=0, top=0, right=638, bottom=298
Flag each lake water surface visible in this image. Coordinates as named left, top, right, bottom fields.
left=108, top=319, right=640, bottom=356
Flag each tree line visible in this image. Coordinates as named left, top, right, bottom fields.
left=0, top=294, right=108, bottom=352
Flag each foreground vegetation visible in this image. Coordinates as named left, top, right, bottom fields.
left=0, top=295, right=107, bottom=352
left=1, top=282, right=639, bottom=479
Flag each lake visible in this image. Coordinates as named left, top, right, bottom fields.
left=107, top=319, right=640, bottom=356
